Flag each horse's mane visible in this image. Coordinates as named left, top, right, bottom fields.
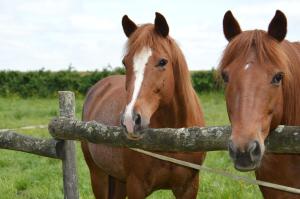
left=219, top=30, right=300, bottom=125
left=281, top=41, right=300, bottom=125
left=125, top=24, right=202, bottom=123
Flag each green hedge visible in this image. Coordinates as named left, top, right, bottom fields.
left=191, top=70, right=222, bottom=92
left=0, top=68, right=222, bottom=98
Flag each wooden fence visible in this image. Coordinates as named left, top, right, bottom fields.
left=1, top=91, right=300, bottom=198
left=0, top=91, right=79, bottom=199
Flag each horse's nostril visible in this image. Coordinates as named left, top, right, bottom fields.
left=248, top=140, right=261, bottom=161
left=248, top=141, right=256, bottom=152
left=228, top=140, right=237, bottom=160
left=120, top=114, right=125, bottom=127
left=134, top=113, right=141, bottom=126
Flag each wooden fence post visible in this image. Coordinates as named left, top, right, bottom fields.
left=58, top=91, right=79, bottom=199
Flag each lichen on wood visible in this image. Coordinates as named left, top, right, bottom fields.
left=0, top=131, right=62, bottom=159
left=48, top=117, right=300, bottom=153
left=58, top=91, right=79, bottom=199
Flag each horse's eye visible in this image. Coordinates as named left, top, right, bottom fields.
left=271, top=72, right=283, bottom=85
left=156, top=58, right=168, bottom=68
left=221, top=71, right=229, bottom=83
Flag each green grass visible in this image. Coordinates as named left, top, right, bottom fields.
left=0, top=92, right=263, bottom=198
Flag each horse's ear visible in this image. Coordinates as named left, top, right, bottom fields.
left=223, top=10, right=242, bottom=41
left=154, top=12, right=169, bottom=37
left=268, top=10, right=287, bottom=42
left=122, top=15, right=137, bottom=38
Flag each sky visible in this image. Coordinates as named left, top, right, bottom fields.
left=0, top=0, right=299, bottom=71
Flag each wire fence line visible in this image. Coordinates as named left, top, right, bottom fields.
left=131, top=148, right=300, bottom=194
left=0, top=124, right=48, bottom=132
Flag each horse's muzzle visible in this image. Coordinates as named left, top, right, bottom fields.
left=228, top=140, right=262, bottom=171
left=120, top=111, right=146, bottom=140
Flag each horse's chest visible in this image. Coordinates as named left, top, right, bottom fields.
left=88, top=143, right=126, bottom=180
left=124, top=151, right=203, bottom=189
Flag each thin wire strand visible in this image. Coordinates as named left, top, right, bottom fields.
left=131, top=148, right=300, bottom=195
left=0, top=125, right=47, bottom=132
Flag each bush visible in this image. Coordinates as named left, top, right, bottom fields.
left=0, top=68, right=222, bottom=98
left=191, top=69, right=223, bottom=93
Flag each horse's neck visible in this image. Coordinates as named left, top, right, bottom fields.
left=150, top=45, right=204, bottom=128
left=150, top=88, right=202, bottom=128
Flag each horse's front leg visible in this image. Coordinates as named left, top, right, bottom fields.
left=172, top=174, right=199, bottom=199
left=126, top=175, right=148, bottom=199
left=109, top=178, right=127, bottom=199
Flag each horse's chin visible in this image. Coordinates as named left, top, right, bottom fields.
left=234, top=161, right=261, bottom=172
left=125, top=131, right=143, bottom=140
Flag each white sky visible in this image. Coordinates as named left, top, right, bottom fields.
left=0, top=0, right=299, bottom=71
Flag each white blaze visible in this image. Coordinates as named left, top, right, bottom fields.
left=123, top=47, right=152, bottom=130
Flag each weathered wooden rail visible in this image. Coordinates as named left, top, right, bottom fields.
left=48, top=117, right=300, bottom=153
left=1, top=91, right=300, bottom=198
left=0, top=131, right=61, bottom=159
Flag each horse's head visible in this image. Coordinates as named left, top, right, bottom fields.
left=220, top=10, right=290, bottom=171
left=120, top=13, right=175, bottom=139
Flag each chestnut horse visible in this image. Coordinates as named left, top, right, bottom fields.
left=81, top=13, right=205, bottom=199
left=220, top=10, right=300, bottom=198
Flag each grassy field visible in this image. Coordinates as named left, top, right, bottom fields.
left=0, top=92, right=263, bottom=199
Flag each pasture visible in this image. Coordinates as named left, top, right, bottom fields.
left=0, top=92, right=262, bottom=199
